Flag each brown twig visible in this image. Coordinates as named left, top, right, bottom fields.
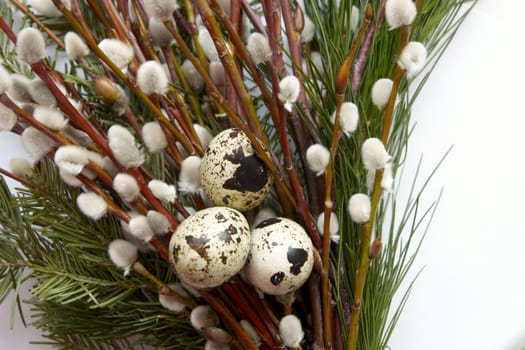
left=320, top=5, right=373, bottom=348
left=200, top=290, right=260, bottom=350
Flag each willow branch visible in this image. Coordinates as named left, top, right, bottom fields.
left=346, top=24, right=410, bottom=350
left=321, top=6, right=372, bottom=348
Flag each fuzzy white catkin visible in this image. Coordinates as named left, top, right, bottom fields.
left=111, top=84, right=129, bottom=116
left=137, top=60, right=169, bottom=95
left=62, top=126, right=93, bottom=148
left=59, top=168, right=82, bottom=187
left=348, top=193, right=371, bottom=224
left=120, top=211, right=154, bottom=253
left=190, top=305, right=220, bottom=330
left=301, top=15, right=315, bottom=43
left=247, top=32, right=272, bottom=65
left=7, top=74, right=32, bottom=102
left=350, top=6, right=360, bottom=32
left=0, top=65, right=11, bottom=95
left=81, top=151, right=104, bottom=180
left=240, top=320, right=262, bottom=346
left=77, top=192, right=108, bottom=220
left=29, top=79, right=57, bottom=106
left=278, top=75, right=301, bottom=112
left=159, top=283, right=189, bottom=313
left=371, top=78, right=393, bottom=110
left=9, top=158, right=33, bottom=178
left=148, top=179, right=177, bottom=203
left=178, top=156, right=202, bottom=194
left=143, top=0, right=179, bottom=21
left=209, top=60, right=225, bottom=87
left=149, top=17, right=175, bottom=47
left=367, top=165, right=394, bottom=192
left=102, top=156, right=120, bottom=177
left=98, top=39, right=134, bottom=71
left=64, top=32, right=90, bottom=60
left=181, top=60, right=204, bottom=91
left=16, top=28, right=46, bottom=65
left=198, top=28, right=219, bottom=62
left=385, top=0, right=417, bottom=30
left=147, top=210, right=170, bottom=235
left=332, top=102, right=359, bottom=136
left=21, top=127, right=57, bottom=160
left=306, top=144, right=330, bottom=176
left=361, top=138, right=390, bottom=170
left=193, top=124, right=213, bottom=150
left=252, top=207, right=277, bottom=229
left=398, top=41, right=427, bottom=78
left=128, top=215, right=154, bottom=242
left=54, top=145, right=89, bottom=175
left=33, top=106, right=68, bottom=131
left=27, top=0, right=70, bottom=17
left=108, top=125, right=145, bottom=168
left=108, top=239, right=138, bottom=276
left=113, top=173, right=140, bottom=202
left=0, top=103, right=17, bottom=131
left=316, top=212, right=340, bottom=244
left=204, top=341, right=231, bottom=350
left=279, top=315, right=304, bottom=348
left=142, top=121, right=168, bottom=153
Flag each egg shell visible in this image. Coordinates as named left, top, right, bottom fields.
left=169, top=206, right=251, bottom=289
left=200, top=128, right=273, bottom=211
left=245, top=217, right=314, bottom=295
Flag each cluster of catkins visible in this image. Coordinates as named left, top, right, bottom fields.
left=0, top=0, right=427, bottom=348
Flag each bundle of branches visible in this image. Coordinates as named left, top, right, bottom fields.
left=0, top=0, right=474, bottom=349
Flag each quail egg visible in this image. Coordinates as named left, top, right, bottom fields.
left=245, top=217, right=314, bottom=295
left=200, top=128, right=273, bottom=211
left=169, top=206, right=251, bottom=289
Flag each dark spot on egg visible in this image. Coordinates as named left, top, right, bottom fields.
left=216, top=229, right=232, bottom=243
left=223, top=146, right=269, bottom=192
left=222, top=195, right=231, bottom=205
left=287, top=247, right=308, bottom=275
left=229, top=129, right=240, bottom=138
left=185, top=234, right=211, bottom=262
left=256, top=217, right=281, bottom=229
left=270, top=271, right=285, bottom=285
left=215, top=213, right=227, bottom=223
left=172, top=244, right=181, bottom=264
left=228, top=224, right=238, bottom=235
left=216, top=224, right=238, bottom=244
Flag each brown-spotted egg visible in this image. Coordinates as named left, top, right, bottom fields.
left=200, top=128, right=273, bottom=211
left=245, top=217, right=314, bottom=295
left=169, top=207, right=251, bottom=289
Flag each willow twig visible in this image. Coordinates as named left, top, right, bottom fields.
left=346, top=24, right=410, bottom=350
left=321, top=6, right=372, bottom=348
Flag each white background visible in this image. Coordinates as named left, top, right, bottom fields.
left=0, top=0, right=523, bottom=349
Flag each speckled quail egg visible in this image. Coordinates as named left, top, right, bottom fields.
left=169, top=206, right=251, bottom=289
left=200, top=128, right=273, bottom=211
left=245, top=217, right=314, bottom=295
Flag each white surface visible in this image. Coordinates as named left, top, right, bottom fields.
left=0, top=0, right=523, bottom=349
left=389, top=1, right=525, bottom=349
